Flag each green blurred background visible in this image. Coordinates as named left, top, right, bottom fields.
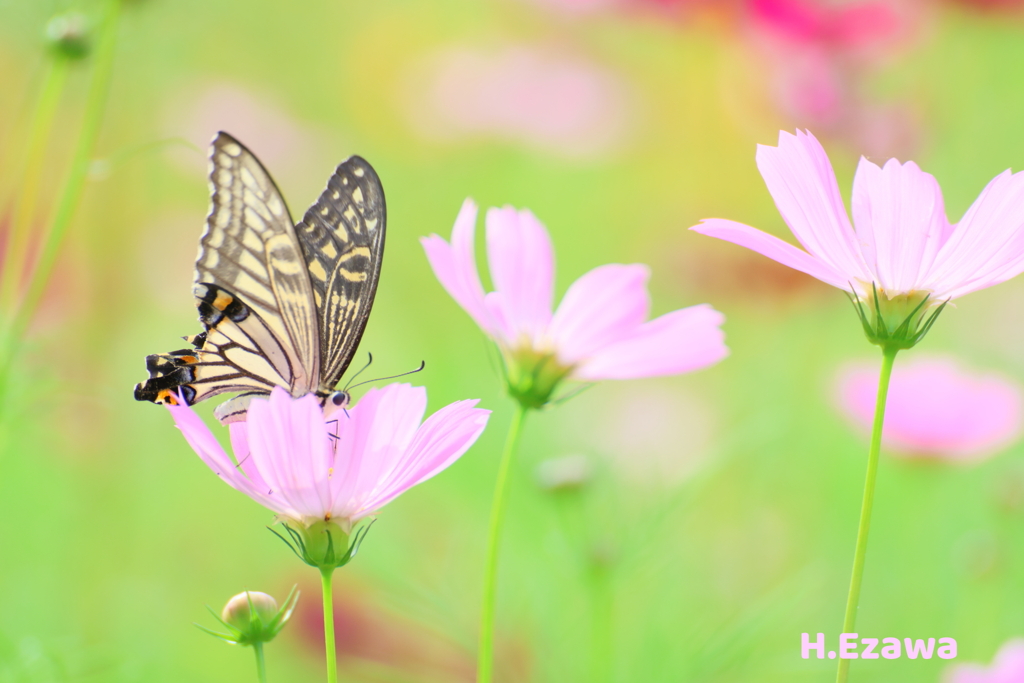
left=3, top=0, right=1024, bottom=681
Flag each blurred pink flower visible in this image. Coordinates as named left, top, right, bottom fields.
left=693, top=130, right=1024, bottom=303
left=404, top=45, right=634, bottom=159
left=167, top=385, right=490, bottom=531
left=945, top=638, right=1024, bottom=682
left=835, top=356, right=1023, bottom=460
left=161, top=82, right=331, bottom=183
left=951, top=0, right=1024, bottom=11
left=749, top=0, right=900, bottom=48
left=518, top=0, right=617, bottom=14
left=423, top=200, right=727, bottom=402
left=740, top=0, right=921, bottom=155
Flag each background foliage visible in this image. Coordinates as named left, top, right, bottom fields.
left=2, top=0, right=1024, bottom=681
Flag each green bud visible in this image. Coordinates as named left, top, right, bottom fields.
left=505, top=347, right=573, bottom=410
left=196, top=587, right=298, bottom=647
left=222, top=592, right=279, bottom=632
left=269, top=518, right=373, bottom=570
left=848, top=283, right=948, bottom=351
left=45, top=12, right=90, bottom=60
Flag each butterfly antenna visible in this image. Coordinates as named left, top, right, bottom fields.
left=347, top=361, right=426, bottom=390
left=342, top=353, right=374, bottom=392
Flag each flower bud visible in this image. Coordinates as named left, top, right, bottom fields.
left=222, top=591, right=279, bottom=632
left=197, top=587, right=298, bottom=647
left=45, top=12, right=90, bottom=60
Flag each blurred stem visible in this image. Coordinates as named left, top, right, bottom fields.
left=0, top=57, right=70, bottom=315
left=320, top=567, right=338, bottom=683
left=253, top=642, right=268, bottom=683
left=477, top=402, right=529, bottom=683
left=836, top=345, right=898, bottom=683
left=0, top=0, right=121, bottom=396
left=589, top=559, right=613, bottom=683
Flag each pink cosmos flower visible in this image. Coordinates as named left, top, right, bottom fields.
left=692, top=130, right=1024, bottom=313
left=167, top=384, right=490, bottom=532
left=835, top=356, right=1024, bottom=460
left=945, top=638, right=1024, bottom=683
left=422, top=200, right=728, bottom=405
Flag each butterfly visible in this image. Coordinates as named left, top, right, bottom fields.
left=134, top=132, right=386, bottom=423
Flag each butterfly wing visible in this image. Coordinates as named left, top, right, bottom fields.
left=134, top=132, right=321, bottom=416
left=197, top=132, right=321, bottom=393
left=294, top=155, right=386, bottom=392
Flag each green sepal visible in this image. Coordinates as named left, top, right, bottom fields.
left=503, top=347, right=574, bottom=410
left=268, top=520, right=375, bottom=570
left=847, top=282, right=949, bottom=351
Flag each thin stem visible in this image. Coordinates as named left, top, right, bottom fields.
left=589, top=560, right=613, bottom=683
left=0, top=0, right=121, bottom=396
left=836, top=345, right=898, bottom=683
left=320, top=567, right=337, bottom=683
left=252, top=642, right=268, bottom=683
left=477, top=402, right=529, bottom=683
left=0, top=57, right=70, bottom=314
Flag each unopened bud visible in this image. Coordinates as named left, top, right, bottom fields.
left=222, top=591, right=279, bottom=632
left=196, top=587, right=298, bottom=647
left=45, top=12, right=90, bottom=60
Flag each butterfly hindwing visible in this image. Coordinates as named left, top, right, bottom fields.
left=295, top=155, right=386, bottom=391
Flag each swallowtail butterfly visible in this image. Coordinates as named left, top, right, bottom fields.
left=134, top=132, right=385, bottom=423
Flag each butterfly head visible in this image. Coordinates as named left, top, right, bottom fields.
left=322, top=390, right=351, bottom=419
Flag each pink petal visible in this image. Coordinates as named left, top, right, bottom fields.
left=547, top=264, right=650, bottom=365
left=691, top=218, right=851, bottom=290
left=485, top=206, right=555, bottom=344
left=836, top=357, right=1023, bottom=460
left=756, top=130, right=870, bottom=281
left=229, top=421, right=271, bottom=494
left=421, top=199, right=498, bottom=336
left=360, top=398, right=490, bottom=514
left=851, top=157, right=948, bottom=294
left=925, top=169, right=1024, bottom=300
left=166, top=401, right=280, bottom=512
left=945, top=639, right=1024, bottom=683
left=573, top=304, right=728, bottom=380
left=245, top=388, right=334, bottom=519
left=330, top=384, right=428, bottom=513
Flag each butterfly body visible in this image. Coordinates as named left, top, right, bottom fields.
left=135, top=132, right=385, bottom=423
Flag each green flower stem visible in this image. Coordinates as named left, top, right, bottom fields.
left=320, top=567, right=338, bottom=683
left=253, top=641, right=268, bottom=683
left=0, top=57, right=70, bottom=314
left=477, top=402, right=529, bottom=683
left=0, top=0, right=121, bottom=394
left=836, top=345, right=898, bottom=683
left=589, top=561, right=613, bottom=683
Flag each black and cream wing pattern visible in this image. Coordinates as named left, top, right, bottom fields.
left=134, top=132, right=386, bottom=423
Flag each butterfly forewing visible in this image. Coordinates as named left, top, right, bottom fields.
left=197, top=132, right=321, bottom=394
left=135, top=132, right=387, bottom=423
left=295, top=155, right=386, bottom=391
